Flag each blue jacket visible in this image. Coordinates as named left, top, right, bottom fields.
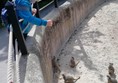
left=15, top=0, right=47, bottom=33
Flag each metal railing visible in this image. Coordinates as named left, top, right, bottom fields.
left=39, top=0, right=54, bottom=11
left=34, top=0, right=58, bottom=17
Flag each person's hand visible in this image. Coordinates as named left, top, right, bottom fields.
left=47, top=20, right=53, bottom=27
left=32, top=8, right=37, bottom=15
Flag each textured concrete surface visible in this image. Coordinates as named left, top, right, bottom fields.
left=57, top=0, right=118, bottom=83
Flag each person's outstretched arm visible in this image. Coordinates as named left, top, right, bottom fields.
left=15, top=0, right=53, bottom=27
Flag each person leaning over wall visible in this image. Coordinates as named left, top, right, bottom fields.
left=15, top=0, right=53, bottom=38
left=11, top=0, right=53, bottom=60
left=13, top=0, right=53, bottom=48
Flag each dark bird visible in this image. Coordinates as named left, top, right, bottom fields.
left=62, top=74, right=80, bottom=83
left=69, top=57, right=79, bottom=68
left=107, top=75, right=117, bottom=83
left=52, top=56, right=61, bottom=73
left=108, top=63, right=115, bottom=77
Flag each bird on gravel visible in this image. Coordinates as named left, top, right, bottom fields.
left=69, top=57, right=80, bottom=68
left=62, top=74, right=80, bottom=83
left=108, top=63, right=115, bottom=77
left=107, top=75, right=117, bottom=83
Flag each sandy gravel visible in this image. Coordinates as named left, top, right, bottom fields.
left=58, top=0, right=118, bottom=83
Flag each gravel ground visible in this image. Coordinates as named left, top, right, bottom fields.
left=57, top=0, right=118, bottom=83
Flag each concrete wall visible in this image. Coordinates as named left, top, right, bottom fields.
left=27, top=0, right=106, bottom=83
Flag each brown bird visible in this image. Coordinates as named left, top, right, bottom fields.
left=108, top=63, right=115, bottom=77
left=107, top=75, right=117, bottom=83
left=62, top=74, right=80, bottom=83
left=69, top=57, right=79, bottom=68
left=52, top=56, right=61, bottom=73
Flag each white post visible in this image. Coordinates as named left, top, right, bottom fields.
left=15, top=40, right=20, bottom=83
left=7, top=25, right=14, bottom=83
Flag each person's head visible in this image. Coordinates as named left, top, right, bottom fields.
left=30, top=0, right=41, bottom=4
